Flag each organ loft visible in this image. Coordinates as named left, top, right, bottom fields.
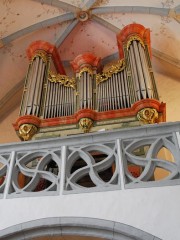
left=13, top=23, right=166, bottom=141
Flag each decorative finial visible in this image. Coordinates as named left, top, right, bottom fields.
left=79, top=118, right=93, bottom=133
left=137, top=108, right=158, bottom=124
left=19, top=124, right=38, bottom=141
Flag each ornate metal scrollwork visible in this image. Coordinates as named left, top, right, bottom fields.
left=126, top=35, right=145, bottom=50
left=31, top=50, right=48, bottom=63
left=79, top=118, right=93, bottom=133
left=137, top=108, right=158, bottom=124
left=19, top=124, right=38, bottom=141
left=79, top=66, right=93, bottom=77
left=48, top=71, right=76, bottom=90
left=96, top=59, right=125, bottom=84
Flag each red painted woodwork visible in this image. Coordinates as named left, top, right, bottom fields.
left=128, top=165, right=141, bottom=178
left=117, top=23, right=151, bottom=59
left=27, top=40, right=66, bottom=74
left=13, top=115, right=41, bottom=130
left=13, top=99, right=166, bottom=131
left=71, top=53, right=101, bottom=72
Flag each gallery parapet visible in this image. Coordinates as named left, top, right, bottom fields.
left=1, top=122, right=180, bottom=199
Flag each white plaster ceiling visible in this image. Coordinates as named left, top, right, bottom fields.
left=0, top=0, right=180, bottom=120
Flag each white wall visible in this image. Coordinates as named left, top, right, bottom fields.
left=156, top=72, right=180, bottom=122
left=0, top=106, right=20, bottom=144
left=1, top=185, right=180, bottom=240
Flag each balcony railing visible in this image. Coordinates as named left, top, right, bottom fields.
left=0, top=122, right=180, bottom=199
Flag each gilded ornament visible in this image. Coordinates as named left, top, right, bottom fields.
left=126, top=36, right=145, bottom=50
left=79, top=66, right=93, bottom=77
left=31, top=50, right=47, bottom=63
left=79, top=118, right=93, bottom=133
left=96, top=59, right=125, bottom=85
left=19, top=124, right=38, bottom=141
left=137, top=108, right=158, bottom=124
left=48, top=71, right=76, bottom=90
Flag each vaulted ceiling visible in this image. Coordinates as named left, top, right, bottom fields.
left=0, top=0, right=180, bottom=121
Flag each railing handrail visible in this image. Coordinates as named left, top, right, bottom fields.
left=0, top=121, right=180, bottom=153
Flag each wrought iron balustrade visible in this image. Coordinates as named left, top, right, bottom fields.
left=0, top=122, right=180, bottom=199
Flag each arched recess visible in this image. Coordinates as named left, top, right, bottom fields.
left=0, top=217, right=161, bottom=240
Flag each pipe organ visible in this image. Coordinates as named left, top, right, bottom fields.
left=13, top=23, right=166, bottom=141
left=43, top=72, right=76, bottom=118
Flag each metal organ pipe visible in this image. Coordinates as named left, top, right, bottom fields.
left=78, top=70, right=94, bottom=110
left=80, top=74, right=83, bottom=109
left=35, top=60, right=46, bottom=116
left=97, top=81, right=101, bottom=111
left=127, top=39, right=157, bottom=101
left=54, top=82, right=58, bottom=117
left=118, top=72, right=123, bottom=109
left=103, top=80, right=107, bottom=111
left=115, top=74, right=120, bottom=109
left=51, top=82, right=55, bottom=118
left=109, top=75, right=112, bottom=110
left=27, top=57, right=39, bottom=115
left=23, top=56, right=47, bottom=117
left=137, top=42, right=153, bottom=98
left=57, top=83, right=61, bottom=116
left=96, top=66, right=133, bottom=112
left=129, top=45, right=141, bottom=101
left=23, top=60, right=35, bottom=115
left=123, top=70, right=130, bottom=108
left=43, top=79, right=76, bottom=118
left=25, top=57, right=38, bottom=115
left=133, top=41, right=147, bottom=99
left=88, top=74, right=92, bottom=109
left=126, top=50, right=137, bottom=105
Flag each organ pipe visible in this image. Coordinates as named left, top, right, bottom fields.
left=97, top=70, right=131, bottom=111
left=78, top=67, right=94, bottom=110
left=126, top=37, right=159, bottom=102
left=20, top=52, right=48, bottom=117
left=42, top=81, right=75, bottom=118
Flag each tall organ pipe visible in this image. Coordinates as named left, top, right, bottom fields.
left=127, top=39, right=159, bottom=101
left=22, top=56, right=47, bottom=117
left=128, top=45, right=141, bottom=100
left=78, top=71, right=94, bottom=110
left=137, top=42, right=153, bottom=98
left=34, top=60, right=46, bottom=116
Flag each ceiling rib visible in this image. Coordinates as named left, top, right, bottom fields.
left=54, top=0, right=98, bottom=47
left=1, top=2, right=179, bottom=48
left=81, top=0, right=97, bottom=11
left=55, top=19, right=79, bottom=47
left=91, top=6, right=170, bottom=16
left=32, top=0, right=80, bottom=13
left=152, top=49, right=180, bottom=68
left=0, top=79, right=24, bottom=122
left=0, top=12, right=76, bottom=47
left=92, top=15, right=120, bottom=33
